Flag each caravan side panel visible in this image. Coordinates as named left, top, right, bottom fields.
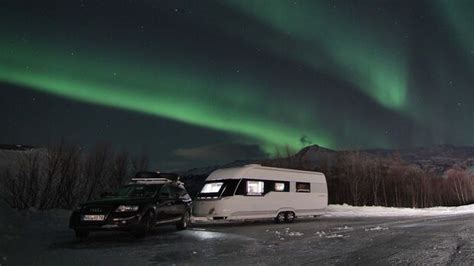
left=193, top=165, right=328, bottom=221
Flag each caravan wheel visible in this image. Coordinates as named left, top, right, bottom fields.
left=285, top=212, right=295, bottom=223
left=275, top=212, right=286, bottom=223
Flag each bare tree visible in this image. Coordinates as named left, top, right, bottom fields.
left=83, top=144, right=112, bottom=201
left=111, top=151, right=130, bottom=188
left=131, top=152, right=149, bottom=173
left=1, top=150, right=42, bottom=209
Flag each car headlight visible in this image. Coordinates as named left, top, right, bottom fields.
left=115, top=205, right=139, bottom=212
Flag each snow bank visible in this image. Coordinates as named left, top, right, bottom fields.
left=0, top=200, right=24, bottom=264
left=324, top=203, right=474, bottom=218
left=20, top=207, right=71, bottom=230
left=0, top=200, right=22, bottom=235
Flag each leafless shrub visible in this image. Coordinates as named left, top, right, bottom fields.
left=1, top=150, right=41, bottom=209
left=0, top=142, right=138, bottom=210
left=270, top=150, right=474, bottom=208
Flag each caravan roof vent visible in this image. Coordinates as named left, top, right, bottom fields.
left=245, top=164, right=262, bottom=167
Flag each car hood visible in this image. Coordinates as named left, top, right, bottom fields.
left=81, top=197, right=154, bottom=207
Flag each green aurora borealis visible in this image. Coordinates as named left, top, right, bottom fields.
left=1, top=0, right=474, bottom=160
left=224, top=0, right=409, bottom=111
left=0, top=38, right=335, bottom=152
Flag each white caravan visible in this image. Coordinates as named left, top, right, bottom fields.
left=193, top=164, right=327, bottom=223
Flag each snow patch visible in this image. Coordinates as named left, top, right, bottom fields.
left=288, top=232, right=304, bottom=237
left=271, top=227, right=304, bottom=239
left=334, top=226, right=353, bottom=231
left=325, top=234, right=344, bottom=239
left=315, top=231, right=326, bottom=237
left=365, top=226, right=389, bottom=231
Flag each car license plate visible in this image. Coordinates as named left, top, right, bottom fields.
left=82, top=215, right=105, bottom=221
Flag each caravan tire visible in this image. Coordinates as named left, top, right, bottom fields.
left=275, top=212, right=286, bottom=224
left=285, top=212, right=295, bottom=223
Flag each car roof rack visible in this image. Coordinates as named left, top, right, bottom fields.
left=130, top=171, right=183, bottom=185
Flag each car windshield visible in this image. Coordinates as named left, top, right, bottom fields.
left=112, top=184, right=162, bottom=199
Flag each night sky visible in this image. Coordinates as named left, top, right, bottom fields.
left=1, top=0, right=473, bottom=170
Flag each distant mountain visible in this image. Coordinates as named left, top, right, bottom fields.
left=0, top=144, right=36, bottom=151
left=180, top=144, right=474, bottom=178
left=3, top=143, right=473, bottom=178
left=0, top=144, right=43, bottom=169
left=292, top=144, right=474, bottom=174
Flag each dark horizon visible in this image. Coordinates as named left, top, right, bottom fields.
left=3, top=139, right=474, bottom=172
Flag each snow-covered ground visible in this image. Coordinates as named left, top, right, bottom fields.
left=3, top=202, right=474, bottom=265
left=325, top=203, right=474, bottom=217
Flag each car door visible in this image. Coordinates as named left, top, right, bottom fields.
left=156, top=185, right=174, bottom=222
left=169, top=185, right=187, bottom=219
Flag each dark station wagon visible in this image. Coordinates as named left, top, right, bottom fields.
left=69, top=172, right=192, bottom=238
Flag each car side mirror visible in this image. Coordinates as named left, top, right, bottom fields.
left=178, top=195, right=190, bottom=201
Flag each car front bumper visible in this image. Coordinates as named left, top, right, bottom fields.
left=69, top=211, right=142, bottom=231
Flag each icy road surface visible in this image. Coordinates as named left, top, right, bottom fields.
left=3, top=207, right=474, bottom=265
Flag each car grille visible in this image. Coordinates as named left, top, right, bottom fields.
left=82, top=205, right=113, bottom=215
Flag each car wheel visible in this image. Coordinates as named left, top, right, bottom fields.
left=176, top=211, right=190, bottom=230
left=133, top=211, right=154, bottom=238
left=275, top=212, right=286, bottom=224
left=285, top=211, right=295, bottom=223
left=75, top=229, right=89, bottom=239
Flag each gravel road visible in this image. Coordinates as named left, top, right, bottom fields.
left=5, top=213, right=474, bottom=265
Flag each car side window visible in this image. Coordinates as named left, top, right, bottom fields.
left=173, top=186, right=191, bottom=200
left=159, top=185, right=172, bottom=199
left=169, top=186, right=181, bottom=199
left=175, top=186, right=187, bottom=197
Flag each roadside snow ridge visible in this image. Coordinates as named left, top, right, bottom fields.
left=324, top=204, right=474, bottom=218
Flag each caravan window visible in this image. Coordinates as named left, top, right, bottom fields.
left=198, top=179, right=240, bottom=199
left=247, top=181, right=264, bottom=195
left=275, top=182, right=285, bottom=191
left=296, top=182, right=311, bottom=192
left=235, top=179, right=290, bottom=195
left=220, top=179, right=240, bottom=197
left=201, top=182, right=223, bottom=193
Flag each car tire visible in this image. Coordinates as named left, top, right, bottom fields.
left=176, top=210, right=190, bottom=230
left=275, top=212, right=286, bottom=224
left=285, top=211, right=295, bottom=223
left=75, top=229, right=89, bottom=239
left=133, top=211, right=154, bottom=238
